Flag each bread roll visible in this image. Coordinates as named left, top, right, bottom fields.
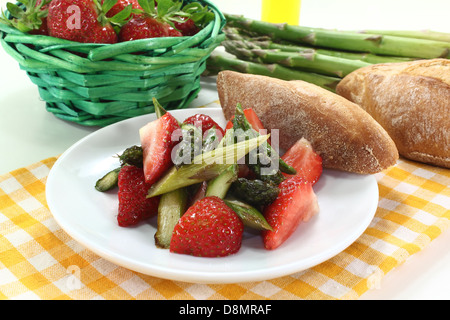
left=217, top=71, right=398, bottom=174
left=336, top=59, right=449, bottom=168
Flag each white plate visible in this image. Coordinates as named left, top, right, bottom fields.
left=46, top=107, right=379, bottom=284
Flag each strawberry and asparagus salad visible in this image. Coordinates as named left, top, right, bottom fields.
left=95, top=99, right=323, bottom=257
left=1, top=0, right=213, bottom=42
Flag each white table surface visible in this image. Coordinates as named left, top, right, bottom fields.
left=0, top=0, right=449, bottom=300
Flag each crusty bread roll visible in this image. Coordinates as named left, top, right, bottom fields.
left=217, top=70, right=398, bottom=174
left=336, top=59, right=449, bottom=168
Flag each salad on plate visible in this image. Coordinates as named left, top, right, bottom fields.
left=95, top=98, right=323, bottom=257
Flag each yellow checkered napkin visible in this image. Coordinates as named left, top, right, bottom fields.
left=0, top=157, right=449, bottom=300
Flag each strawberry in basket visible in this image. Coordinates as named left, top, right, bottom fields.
left=46, top=0, right=126, bottom=43
left=119, top=0, right=214, bottom=41
left=1, top=0, right=215, bottom=43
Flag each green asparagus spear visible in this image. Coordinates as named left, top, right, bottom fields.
left=202, top=126, right=222, bottom=152
left=172, top=123, right=203, bottom=168
left=201, top=164, right=273, bottom=231
left=95, top=167, right=121, bottom=192
left=95, top=145, right=144, bottom=192
left=205, top=164, right=238, bottom=199
left=223, top=27, right=415, bottom=64
left=173, top=123, right=225, bottom=168
left=224, top=198, right=273, bottom=231
left=118, top=145, right=143, bottom=167
left=154, top=188, right=188, bottom=249
left=224, top=14, right=450, bottom=59
left=147, top=134, right=270, bottom=197
left=223, top=39, right=371, bottom=77
left=232, top=103, right=296, bottom=178
left=356, top=29, right=450, bottom=43
left=201, top=161, right=272, bottom=231
left=205, top=51, right=340, bottom=92
left=230, top=177, right=280, bottom=207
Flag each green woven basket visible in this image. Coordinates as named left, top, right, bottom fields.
left=0, top=0, right=225, bottom=126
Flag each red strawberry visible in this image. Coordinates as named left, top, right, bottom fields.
left=166, top=25, right=183, bottom=37
left=173, top=17, right=199, bottom=36
left=103, top=0, right=141, bottom=18
left=170, top=196, right=244, bottom=257
left=117, top=0, right=185, bottom=41
left=118, top=15, right=181, bottom=41
left=29, top=17, right=48, bottom=35
left=183, top=113, right=225, bottom=137
left=117, top=165, right=160, bottom=227
left=47, top=0, right=118, bottom=43
left=262, top=175, right=319, bottom=250
left=281, top=138, right=323, bottom=185
left=139, top=112, right=180, bottom=185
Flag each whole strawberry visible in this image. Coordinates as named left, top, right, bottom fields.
left=173, top=16, right=198, bottom=36
left=117, top=165, right=160, bottom=227
left=170, top=196, right=244, bottom=257
left=118, top=0, right=184, bottom=41
left=47, top=0, right=118, bottom=43
left=119, top=14, right=180, bottom=41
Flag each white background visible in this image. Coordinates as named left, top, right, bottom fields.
left=0, top=0, right=449, bottom=300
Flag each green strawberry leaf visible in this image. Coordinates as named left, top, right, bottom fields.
left=138, top=0, right=156, bottom=15
left=181, top=2, right=214, bottom=27
left=6, top=3, right=25, bottom=19
left=20, top=0, right=32, bottom=8
left=156, top=0, right=174, bottom=17
left=109, top=4, right=133, bottom=24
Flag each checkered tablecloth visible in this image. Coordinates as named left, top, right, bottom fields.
left=1, top=151, right=449, bottom=299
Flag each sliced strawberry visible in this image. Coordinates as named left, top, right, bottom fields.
left=262, top=175, right=319, bottom=250
left=170, top=196, right=244, bottom=257
left=117, top=165, right=160, bottom=227
left=183, top=113, right=225, bottom=137
left=139, top=112, right=180, bottom=185
left=281, top=138, right=323, bottom=185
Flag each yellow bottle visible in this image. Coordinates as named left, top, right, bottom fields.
left=261, top=0, right=301, bottom=25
